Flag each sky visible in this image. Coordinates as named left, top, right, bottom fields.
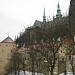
left=0, top=0, right=70, bottom=41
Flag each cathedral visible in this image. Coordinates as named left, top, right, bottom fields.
left=5, top=0, right=75, bottom=75
left=19, top=2, right=70, bottom=46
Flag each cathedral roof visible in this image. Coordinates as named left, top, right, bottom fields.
left=1, top=36, right=14, bottom=43
left=33, top=20, right=43, bottom=28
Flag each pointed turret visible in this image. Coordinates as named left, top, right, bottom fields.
left=43, top=7, right=46, bottom=23
left=56, top=2, right=62, bottom=18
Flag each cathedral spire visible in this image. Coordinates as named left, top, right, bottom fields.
left=58, top=1, right=60, bottom=9
left=43, top=7, right=46, bottom=23
left=56, top=1, right=62, bottom=18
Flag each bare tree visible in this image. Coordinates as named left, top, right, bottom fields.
left=36, top=39, right=62, bottom=75
left=5, top=49, right=22, bottom=75
left=28, top=45, right=38, bottom=75
left=65, top=45, right=75, bottom=75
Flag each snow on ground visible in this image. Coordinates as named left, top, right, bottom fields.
left=60, top=72, right=73, bottom=75
left=9, top=71, right=74, bottom=75
left=9, top=71, right=44, bottom=75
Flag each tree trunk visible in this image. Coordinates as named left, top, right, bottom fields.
left=64, top=60, right=66, bottom=75
left=37, top=62, right=38, bottom=75
left=32, top=58, right=35, bottom=75
left=50, top=67, right=54, bottom=75
left=17, top=61, right=20, bottom=75
left=71, top=56, right=75, bottom=75
left=58, top=54, right=59, bottom=75
left=72, top=64, right=74, bottom=75
left=23, top=62, right=26, bottom=75
left=14, top=61, right=17, bottom=75
left=50, top=54, right=55, bottom=75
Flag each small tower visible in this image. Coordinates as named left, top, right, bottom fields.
left=56, top=2, right=62, bottom=18
left=43, top=7, right=46, bottom=23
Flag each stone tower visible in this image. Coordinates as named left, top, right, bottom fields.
left=69, top=0, right=75, bottom=34
left=0, top=36, right=16, bottom=75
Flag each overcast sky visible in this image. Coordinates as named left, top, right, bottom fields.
left=0, top=0, right=70, bottom=41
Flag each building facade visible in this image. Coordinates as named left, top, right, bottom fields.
left=0, top=36, right=16, bottom=75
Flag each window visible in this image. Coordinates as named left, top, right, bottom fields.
left=28, top=58, right=29, bottom=60
left=61, top=50, right=62, bottom=53
left=0, top=59, right=2, bottom=62
left=62, top=58, right=65, bottom=61
left=55, top=58, right=57, bottom=60
left=27, top=52, right=29, bottom=54
left=6, top=44, right=8, bottom=46
left=2, top=50, right=4, bottom=52
left=69, top=55, right=71, bottom=60
left=43, top=58, right=45, bottom=60
left=0, top=57, right=2, bottom=62
left=25, top=58, right=26, bottom=60
left=11, top=50, right=12, bottom=52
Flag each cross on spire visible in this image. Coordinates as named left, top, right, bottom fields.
left=8, top=33, right=9, bottom=37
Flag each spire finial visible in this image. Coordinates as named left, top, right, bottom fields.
left=58, top=1, right=60, bottom=8
left=44, top=7, right=45, bottom=17
left=8, top=33, right=9, bottom=37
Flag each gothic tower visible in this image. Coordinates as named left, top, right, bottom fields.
left=69, top=0, right=75, bottom=34
left=56, top=2, right=62, bottom=18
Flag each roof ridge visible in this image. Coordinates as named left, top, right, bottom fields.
left=1, top=36, right=14, bottom=43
